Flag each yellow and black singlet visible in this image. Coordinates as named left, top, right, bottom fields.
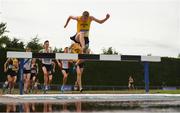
left=77, top=16, right=91, bottom=32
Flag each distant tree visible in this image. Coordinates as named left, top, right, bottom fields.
left=53, top=47, right=63, bottom=53
left=0, top=36, right=25, bottom=49
left=26, top=37, right=43, bottom=51
left=178, top=53, right=180, bottom=58
left=0, top=23, right=10, bottom=48
left=102, top=47, right=118, bottom=55
left=0, top=36, right=11, bottom=48
left=0, top=22, right=24, bottom=49
left=0, top=22, right=8, bottom=36
left=7, top=38, right=25, bottom=49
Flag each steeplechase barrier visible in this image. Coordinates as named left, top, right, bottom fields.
left=7, top=51, right=161, bottom=94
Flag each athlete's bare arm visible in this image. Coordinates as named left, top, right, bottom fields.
left=91, top=14, right=110, bottom=24
left=56, top=60, right=62, bottom=68
left=16, top=60, right=20, bottom=70
left=52, top=61, right=56, bottom=72
left=4, top=58, right=10, bottom=72
left=36, top=63, right=39, bottom=74
left=64, top=16, right=78, bottom=28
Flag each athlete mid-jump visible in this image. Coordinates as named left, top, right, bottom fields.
left=64, top=11, right=110, bottom=53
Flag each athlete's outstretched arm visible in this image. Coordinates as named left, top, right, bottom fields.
left=64, top=16, right=78, bottom=28
left=91, top=14, right=110, bottom=24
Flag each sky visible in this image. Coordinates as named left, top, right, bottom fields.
left=1, top=0, right=180, bottom=57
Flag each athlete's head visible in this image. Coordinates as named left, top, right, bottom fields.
left=44, top=40, right=49, bottom=49
left=25, top=47, right=31, bottom=52
left=12, top=58, right=18, bottom=66
left=82, top=11, right=89, bottom=18
left=64, top=47, right=69, bottom=53
left=32, top=58, right=36, bottom=64
left=70, top=43, right=82, bottom=54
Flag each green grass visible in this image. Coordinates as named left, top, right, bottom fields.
left=1, top=89, right=180, bottom=95
left=149, top=89, right=180, bottom=94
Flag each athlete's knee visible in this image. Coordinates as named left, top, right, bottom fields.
left=49, top=76, right=52, bottom=79
left=64, top=74, right=68, bottom=78
left=27, top=76, right=31, bottom=81
left=63, top=77, right=67, bottom=81
left=44, top=71, right=48, bottom=76
left=77, top=72, right=81, bottom=76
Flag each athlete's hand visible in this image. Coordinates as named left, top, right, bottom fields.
left=64, top=24, right=67, bottom=28
left=106, top=14, right=110, bottom=19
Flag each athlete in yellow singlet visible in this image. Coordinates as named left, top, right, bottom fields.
left=69, top=43, right=85, bottom=92
left=4, top=58, right=19, bottom=94
left=64, top=11, right=110, bottom=53
left=70, top=43, right=82, bottom=54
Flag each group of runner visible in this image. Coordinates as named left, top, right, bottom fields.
left=4, top=48, right=40, bottom=94
left=3, top=11, right=110, bottom=94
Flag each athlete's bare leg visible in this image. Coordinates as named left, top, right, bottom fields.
left=75, top=32, right=85, bottom=53
left=42, top=67, right=48, bottom=91
left=48, top=74, right=53, bottom=86
left=76, top=65, right=82, bottom=91
left=62, top=70, right=68, bottom=86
